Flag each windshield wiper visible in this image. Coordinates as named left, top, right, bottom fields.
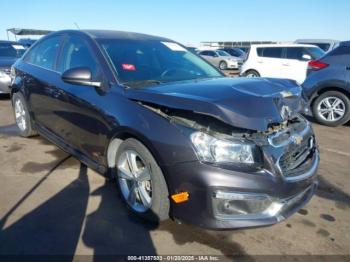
left=123, top=80, right=164, bottom=88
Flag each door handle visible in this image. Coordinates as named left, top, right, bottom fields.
left=282, top=63, right=290, bottom=66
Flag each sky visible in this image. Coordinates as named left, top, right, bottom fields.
left=1, top=0, right=349, bottom=46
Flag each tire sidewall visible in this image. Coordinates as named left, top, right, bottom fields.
left=114, top=138, right=170, bottom=222
left=245, top=70, right=259, bottom=77
left=313, top=91, right=350, bottom=127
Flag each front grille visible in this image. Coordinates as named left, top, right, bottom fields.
left=279, top=135, right=316, bottom=178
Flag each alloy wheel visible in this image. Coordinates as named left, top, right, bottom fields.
left=14, top=98, right=27, bottom=131
left=117, top=149, right=152, bottom=213
left=317, top=96, right=346, bottom=122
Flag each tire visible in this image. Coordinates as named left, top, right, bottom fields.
left=219, top=61, right=228, bottom=70
left=312, top=91, right=350, bottom=127
left=114, top=138, right=170, bottom=222
left=244, top=70, right=260, bottom=78
left=11, top=92, right=37, bottom=137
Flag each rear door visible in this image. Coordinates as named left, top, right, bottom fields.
left=256, top=47, right=284, bottom=78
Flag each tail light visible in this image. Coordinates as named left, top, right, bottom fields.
left=308, top=60, right=329, bottom=71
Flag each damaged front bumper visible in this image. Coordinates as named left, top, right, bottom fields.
left=163, top=151, right=318, bottom=229
left=163, top=116, right=319, bottom=229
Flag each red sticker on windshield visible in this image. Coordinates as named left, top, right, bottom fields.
left=122, top=64, right=136, bottom=71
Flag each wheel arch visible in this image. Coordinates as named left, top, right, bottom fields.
left=310, top=86, right=350, bottom=107
left=106, top=128, right=163, bottom=169
left=243, top=69, right=260, bottom=76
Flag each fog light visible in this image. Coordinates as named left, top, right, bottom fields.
left=213, top=191, right=283, bottom=220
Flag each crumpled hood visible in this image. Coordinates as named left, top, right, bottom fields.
left=125, top=77, right=307, bottom=132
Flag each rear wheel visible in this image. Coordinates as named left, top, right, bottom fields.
left=244, top=70, right=260, bottom=78
left=219, top=61, right=228, bottom=70
left=115, top=138, right=170, bottom=222
left=12, top=92, right=37, bottom=137
left=312, top=91, right=350, bottom=126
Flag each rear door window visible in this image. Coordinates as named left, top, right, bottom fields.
left=285, top=47, right=305, bottom=60
left=24, top=35, right=63, bottom=70
left=261, top=47, right=283, bottom=58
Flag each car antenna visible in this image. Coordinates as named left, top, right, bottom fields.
left=74, top=22, right=81, bottom=30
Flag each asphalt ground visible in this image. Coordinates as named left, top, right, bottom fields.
left=0, top=95, right=349, bottom=260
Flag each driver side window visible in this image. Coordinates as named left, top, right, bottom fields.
left=58, top=35, right=99, bottom=79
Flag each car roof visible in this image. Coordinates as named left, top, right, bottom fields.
left=82, top=30, right=173, bottom=42
left=295, top=39, right=339, bottom=44
left=45, top=29, right=174, bottom=43
left=250, top=43, right=320, bottom=48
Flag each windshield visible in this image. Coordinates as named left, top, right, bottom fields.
left=99, top=39, right=222, bottom=87
left=0, top=43, right=26, bottom=58
left=306, top=47, right=325, bottom=59
left=216, top=50, right=231, bottom=57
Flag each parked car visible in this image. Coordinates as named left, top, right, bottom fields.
left=238, top=47, right=250, bottom=53
left=295, top=39, right=339, bottom=53
left=17, top=38, right=37, bottom=48
left=10, top=30, right=319, bottom=230
left=187, top=46, right=199, bottom=54
left=0, top=41, right=26, bottom=94
left=199, top=50, right=243, bottom=70
left=241, top=44, right=325, bottom=84
left=217, top=47, right=246, bottom=59
left=303, top=41, right=350, bottom=126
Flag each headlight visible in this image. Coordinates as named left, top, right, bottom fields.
left=190, top=131, right=255, bottom=164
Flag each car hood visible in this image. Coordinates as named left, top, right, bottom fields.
left=125, top=77, right=306, bottom=132
left=0, top=57, right=17, bottom=68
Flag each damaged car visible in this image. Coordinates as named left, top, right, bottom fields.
left=10, top=30, right=319, bottom=229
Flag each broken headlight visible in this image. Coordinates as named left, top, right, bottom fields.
left=190, top=131, right=256, bottom=164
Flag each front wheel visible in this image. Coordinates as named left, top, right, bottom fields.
left=244, top=70, right=260, bottom=78
left=312, top=91, right=350, bottom=127
left=115, top=138, right=170, bottom=222
left=12, top=92, right=37, bottom=137
left=219, top=61, right=228, bottom=70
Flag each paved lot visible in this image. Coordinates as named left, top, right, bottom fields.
left=0, top=95, right=349, bottom=258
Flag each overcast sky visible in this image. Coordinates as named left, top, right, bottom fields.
left=1, top=0, right=349, bottom=46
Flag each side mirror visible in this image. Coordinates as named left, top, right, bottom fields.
left=62, top=67, right=102, bottom=87
left=301, top=54, right=312, bottom=61
left=213, top=54, right=219, bottom=57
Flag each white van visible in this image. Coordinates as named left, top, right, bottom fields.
left=240, top=44, right=325, bottom=84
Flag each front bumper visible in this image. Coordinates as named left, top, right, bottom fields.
left=162, top=152, right=318, bottom=230
left=0, top=74, right=11, bottom=94
left=226, top=61, right=240, bottom=69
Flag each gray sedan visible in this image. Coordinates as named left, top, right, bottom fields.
left=199, top=50, right=243, bottom=70
left=0, top=41, right=25, bottom=94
